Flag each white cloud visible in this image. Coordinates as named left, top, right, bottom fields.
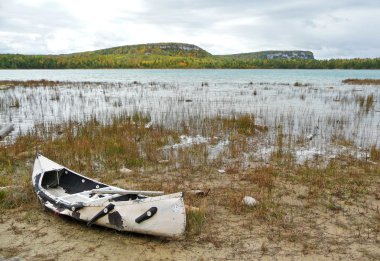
left=0, top=0, right=379, bottom=58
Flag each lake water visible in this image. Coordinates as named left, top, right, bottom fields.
left=1, top=69, right=379, bottom=152
left=1, top=69, right=380, bottom=85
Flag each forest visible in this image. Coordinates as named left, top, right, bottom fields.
left=0, top=42, right=379, bottom=69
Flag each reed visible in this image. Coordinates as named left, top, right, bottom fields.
left=370, top=145, right=380, bottom=161
left=0, top=79, right=61, bottom=87
left=186, top=209, right=207, bottom=235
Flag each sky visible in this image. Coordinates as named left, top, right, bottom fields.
left=0, top=0, right=379, bottom=59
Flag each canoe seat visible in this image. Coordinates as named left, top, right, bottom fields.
left=46, top=186, right=119, bottom=205
left=60, top=193, right=93, bottom=204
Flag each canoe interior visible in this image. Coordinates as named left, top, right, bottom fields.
left=42, top=168, right=107, bottom=194
left=41, top=168, right=142, bottom=204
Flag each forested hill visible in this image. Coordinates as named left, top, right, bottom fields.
left=75, top=43, right=212, bottom=58
left=0, top=42, right=379, bottom=69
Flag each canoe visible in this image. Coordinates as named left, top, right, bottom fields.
left=32, top=154, right=186, bottom=237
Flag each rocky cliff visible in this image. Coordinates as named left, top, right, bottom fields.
left=218, top=50, right=314, bottom=60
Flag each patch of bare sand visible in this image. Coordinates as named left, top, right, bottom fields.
left=1, top=193, right=378, bottom=260
left=0, top=208, right=228, bottom=260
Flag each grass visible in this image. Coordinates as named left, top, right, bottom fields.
left=242, top=166, right=275, bottom=192
left=356, top=94, right=375, bottom=113
left=186, top=209, right=207, bottom=235
left=370, top=145, right=380, bottom=161
left=343, top=78, right=380, bottom=85
left=0, top=79, right=62, bottom=87
left=0, top=169, right=33, bottom=209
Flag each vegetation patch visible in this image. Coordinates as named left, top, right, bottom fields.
left=342, top=78, right=380, bottom=85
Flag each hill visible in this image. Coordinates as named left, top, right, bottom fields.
left=75, top=42, right=211, bottom=58
left=0, top=42, right=379, bottom=69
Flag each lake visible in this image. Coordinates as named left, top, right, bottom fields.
left=1, top=69, right=379, bottom=152
left=1, top=69, right=380, bottom=84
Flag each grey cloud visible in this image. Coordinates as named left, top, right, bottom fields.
left=0, top=0, right=379, bottom=58
left=0, top=2, right=79, bottom=32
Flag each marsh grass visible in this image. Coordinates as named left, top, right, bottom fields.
left=288, top=157, right=374, bottom=201
left=343, top=79, right=380, bottom=85
left=33, top=113, right=177, bottom=173
left=356, top=94, right=375, bottom=113
left=332, top=135, right=355, bottom=147
left=370, top=145, right=380, bottom=161
left=242, top=166, right=275, bottom=192
left=252, top=198, right=284, bottom=223
left=0, top=80, right=62, bottom=87
left=186, top=209, right=207, bottom=235
left=0, top=169, right=34, bottom=209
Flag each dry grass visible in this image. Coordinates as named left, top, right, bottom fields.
left=342, top=78, right=380, bottom=85
left=242, top=166, right=275, bottom=192
left=0, top=79, right=62, bottom=87
left=356, top=94, right=375, bottom=113
left=370, top=145, right=380, bottom=161
left=186, top=209, right=207, bottom=235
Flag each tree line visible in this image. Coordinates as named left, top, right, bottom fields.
left=0, top=53, right=379, bottom=69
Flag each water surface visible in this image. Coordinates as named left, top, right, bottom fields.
left=1, top=69, right=380, bottom=85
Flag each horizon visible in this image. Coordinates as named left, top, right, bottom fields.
left=1, top=1, right=379, bottom=59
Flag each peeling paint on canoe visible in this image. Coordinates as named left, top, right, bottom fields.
left=108, top=211, right=123, bottom=230
left=72, top=211, right=81, bottom=220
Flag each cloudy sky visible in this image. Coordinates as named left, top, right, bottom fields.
left=0, top=0, right=379, bottom=59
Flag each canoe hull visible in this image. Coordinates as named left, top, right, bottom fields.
left=32, top=155, right=186, bottom=237
left=43, top=192, right=186, bottom=237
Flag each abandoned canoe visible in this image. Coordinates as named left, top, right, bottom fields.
left=32, top=154, right=186, bottom=237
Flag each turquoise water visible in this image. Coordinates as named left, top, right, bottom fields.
left=1, top=69, right=380, bottom=84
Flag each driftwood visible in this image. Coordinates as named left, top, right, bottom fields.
left=185, top=205, right=200, bottom=212
left=186, top=189, right=210, bottom=197
left=0, top=124, right=14, bottom=139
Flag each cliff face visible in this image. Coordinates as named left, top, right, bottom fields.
left=263, top=51, right=314, bottom=59
left=218, top=50, right=315, bottom=60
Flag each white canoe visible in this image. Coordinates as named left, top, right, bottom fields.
left=32, top=154, right=186, bottom=237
